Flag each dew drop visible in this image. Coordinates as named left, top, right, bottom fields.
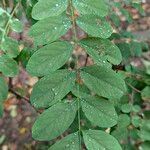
left=65, top=144, right=70, bottom=148
left=54, top=92, right=58, bottom=96
left=88, top=138, right=92, bottom=142
left=74, top=133, right=77, bottom=136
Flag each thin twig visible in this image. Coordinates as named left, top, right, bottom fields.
left=2, top=0, right=6, bottom=9
left=9, top=88, right=41, bottom=113
left=126, top=82, right=141, bottom=93
left=125, top=72, right=143, bottom=81
left=8, top=78, right=30, bottom=103
left=9, top=88, right=30, bottom=102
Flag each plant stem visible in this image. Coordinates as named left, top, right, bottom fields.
left=1, top=2, right=20, bottom=41
left=70, top=0, right=78, bottom=44
left=69, top=0, right=82, bottom=149
left=77, top=79, right=82, bottom=150
left=126, top=82, right=141, bottom=93
left=9, top=88, right=29, bottom=101
left=2, top=0, right=6, bottom=9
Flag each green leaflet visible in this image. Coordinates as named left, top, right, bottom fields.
left=121, top=103, right=132, bottom=113
left=117, top=114, right=131, bottom=128
left=72, top=83, right=91, bottom=98
left=111, top=127, right=128, bottom=143
left=140, top=142, right=150, bottom=150
left=77, top=15, right=113, bottom=39
left=110, top=13, right=121, bottom=27
left=32, top=101, right=77, bottom=141
left=138, top=120, right=150, bottom=141
left=0, top=37, right=19, bottom=58
left=0, top=7, right=5, bottom=15
left=27, top=41, right=73, bottom=77
left=30, top=70, right=76, bottom=108
left=132, top=105, right=141, bottom=113
left=0, top=54, right=19, bottom=77
left=83, top=130, right=122, bottom=150
left=0, top=77, right=8, bottom=101
left=141, top=86, right=150, bottom=102
left=116, top=43, right=131, bottom=62
left=80, top=38, right=122, bottom=65
left=130, top=41, right=142, bottom=57
left=111, top=114, right=130, bottom=142
left=0, top=76, right=8, bottom=117
left=49, top=132, right=80, bottom=150
left=81, top=96, right=118, bottom=127
left=132, top=116, right=141, bottom=127
left=120, top=8, right=132, bottom=23
left=143, top=60, right=150, bottom=75
left=73, top=0, right=108, bottom=17
left=32, top=0, right=68, bottom=20
left=0, top=10, right=8, bottom=28
left=29, top=14, right=71, bottom=45
left=0, top=102, right=3, bottom=117
left=10, top=19, right=23, bottom=33
left=80, top=65, right=127, bottom=99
